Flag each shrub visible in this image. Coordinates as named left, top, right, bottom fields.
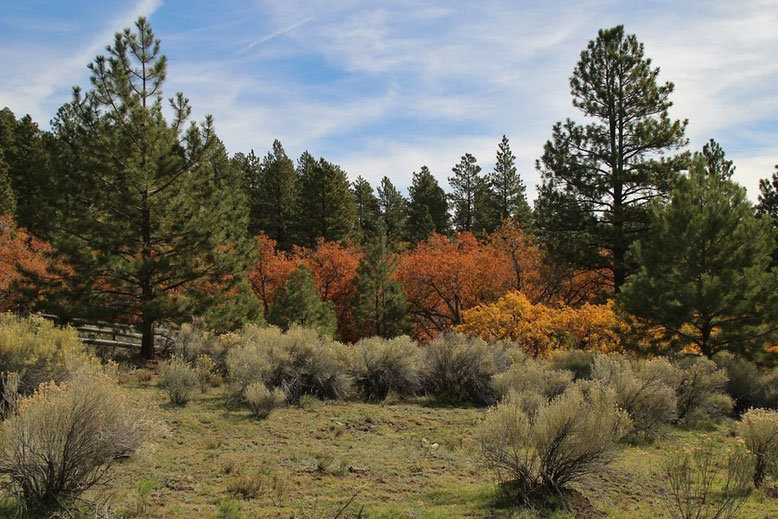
left=0, top=372, right=20, bottom=420
left=134, top=368, right=155, bottom=383
left=663, top=439, right=753, bottom=519
left=714, top=352, right=773, bottom=413
left=737, top=408, right=778, bottom=486
left=226, top=470, right=286, bottom=502
left=0, top=314, right=93, bottom=394
left=173, top=322, right=227, bottom=366
left=350, top=336, right=420, bottom=401
left=592, top=355, right=677, bottom=441
left=194, top=354, right=219, bottom=392
left=420, top=333, right=508, bottom=405
left=675, top=356, right=733, bottom=425
left=493, top=357, right=573, bottom=400
left=549, top=349, right=594, bottom=380
left=479, top=382, right=630, bottom=504
left=161, top=357, right=199, bottom=405
left=243, top=382, right=285, bottom=419
left=0, top=371, right=156, bottom=512
left=225, top=325, right=351, bottom=403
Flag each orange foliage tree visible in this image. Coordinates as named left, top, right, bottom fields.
left=396, top=232, right=514, bottom=340
left=457, top=290, right=622, bottom=356
left=248, top=234, right=298, bottom=315
left=296, top=239, right=361, bottom=340
left=0, top=216, right=57, bottom=312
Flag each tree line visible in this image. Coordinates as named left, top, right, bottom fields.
left=1, top=20, right=777, bottom=360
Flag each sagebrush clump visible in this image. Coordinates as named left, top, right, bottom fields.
left=479, top=382, right=630, bottom=504
left=421, top=333, right=509, bottom=405
left=161, top=356, right=200, bottom=405
left=350, top=336, right=420, bottom=401
left=493, top=357, right=573, bottom=400
left=243, top=382, right=285, bottom=419
left=226, top=325, right=351, bottom=403
left=592, top=354, right=677, bottom=441
left=0, top=314, right=93, bottom=394
left=675, top=356, right=733, bottom=425
left=737, top=408, right=778, bottom=486
left=0, top=371, right=156, bottom=512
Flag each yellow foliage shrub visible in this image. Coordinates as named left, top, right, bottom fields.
left=0, top=313, right=94, bottom=393
left=456, top=292, right=622, bottom=356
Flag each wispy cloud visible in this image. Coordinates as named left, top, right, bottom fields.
left=239, top=17, right=313, bottom=54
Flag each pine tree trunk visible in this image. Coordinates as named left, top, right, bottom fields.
left=141, top=315, right=155, bottom=360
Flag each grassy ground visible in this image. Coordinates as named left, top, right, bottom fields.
left=81, top=378, right=778, bottom=518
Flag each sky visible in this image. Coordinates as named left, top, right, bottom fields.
left=1, top=0, right=777, bottom=201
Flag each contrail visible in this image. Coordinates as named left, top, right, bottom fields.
left=239, top=17, right=313, bottom=54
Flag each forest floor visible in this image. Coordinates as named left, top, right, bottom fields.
left=85, top=377, right=778, bottom=518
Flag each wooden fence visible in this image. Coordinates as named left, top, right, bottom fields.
left=41, top=314, right=177, bottom=353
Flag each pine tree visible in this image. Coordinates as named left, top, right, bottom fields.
left=489, top=135, right=531, bottom=226
left=377, top=176, right=407, bottom=246
left=0, top=150, right=15, bottom=216
left=757, top=165, right=778, bottom=266
left=267, top=265, right=337, bottom=337
left=619, top=154, right=778, bottom=358
left=353, top=231, right=412, bottom=338
left=352, top=176, right=381, bottom=243
left=448, top=154, right=485, bottom=232
left=535, top=26, right=688, bottom=292
left=297, top=153, right=357, bottom=246
left=48, top=18, right=256, bottom=358
left=406, top=166, right=449, bottom=243
left=699, top=139, right=735, bottom=181
left=234, top=150, right=263, bottom=235
left=0, top=108, right=54, bottom=234
left=256, top=140, right=298, bottom=250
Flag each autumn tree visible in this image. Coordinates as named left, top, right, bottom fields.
left=297, top=153, right=357, bottom=246
left=352, top=176, right=381, bottom=243
left=0, top=217, right=56, bottom=312
left=248, top=233, right=298, bottom=315
left=487, top=220, right=542, bottom=298
left=47, top=18, right=254, bottom=357
left=449, top=154, right=486, bottom=232
left=396, top=232, right=513, bottom=339
left=352, top=232, right=412, bottom=338
left=406, top=166, right=449, bottom=243
left=267, top=265, right=337, bottom=337
left=535, top=25, right=688, bottom=292
left=619, top=154, right=778, bottom=358
left=297, top=239, right=361, bottom=340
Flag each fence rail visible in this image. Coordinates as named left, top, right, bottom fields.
left=40, top=314, right=176, bottom=353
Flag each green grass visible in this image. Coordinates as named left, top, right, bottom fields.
left=71, top=380, right=778, bottom=517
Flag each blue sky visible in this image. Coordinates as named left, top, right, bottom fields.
left=2, top=0, right=777, bottom=200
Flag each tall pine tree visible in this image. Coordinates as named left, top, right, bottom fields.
left=535, top=25, right=687, bottom=292
left=448, top=153, right=485, bottom=233
left=0, top=150, right=15, bottom=216
left=268, top=265, right=337, bottom=337
left=489, top=135, right=531, bottom=226
left=352, top=176, right=381, bottom=243
left=757, top=165, right=778, bottom=267
left=48, top=18, right=256, bottom=357
left=255, top=139, right=298, bottom=250
left=377, top=176, right=408, bottom=246
left=297, top=153, right=357, bottom=246
left=406, top=166, right=449, bottom=242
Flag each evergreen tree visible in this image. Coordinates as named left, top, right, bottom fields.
left=352, top=176, right=381, bottom=243
left=757, top=165, right=778, bottom=266
left=699, top=138, right=735, bottom=181
left=0, top=108, right=54, bottom=234
left=489, top=135, right=531, bottom=226
left=297, top=153, right=357, bottom=246
left=619, top=155, right=778, bottom=359
left=233, top=150, right=263, bottom=235
left=377, top=176, right=407, bottom=246
left=353, top=231, right=412, bottom=338
left=448, top=153, right=485, bottom=232
left=406, top=166, right=449, bottom=242
left=0, top=150, right=15, bottom=216
left=256, top=140, right=298, bottom=249
left=48, top=18, right=256, bottom=358
left=267, top=265, right=337, bottom=337
left=535, top=25, right=688, bottom=292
